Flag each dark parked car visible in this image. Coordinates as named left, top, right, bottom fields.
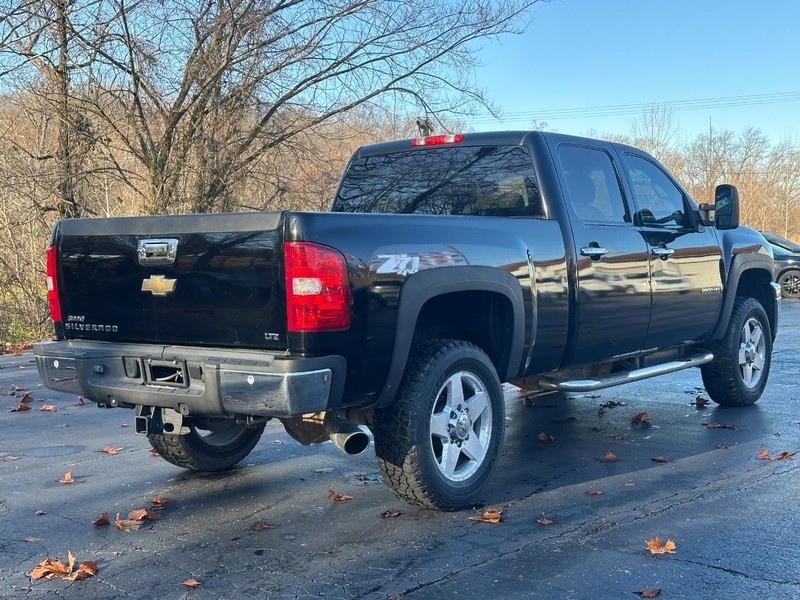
left=759, top=232, right=800, bottom=298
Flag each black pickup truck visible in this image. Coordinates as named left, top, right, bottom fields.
left=35, top=131, right=780, bottom=510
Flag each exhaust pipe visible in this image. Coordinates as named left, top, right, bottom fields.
left=325, top=414, right=370, bottom=455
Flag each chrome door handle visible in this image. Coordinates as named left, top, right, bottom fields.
left=650, top=247, right=675, bottom=259
left=580, top=246, right=608, bottom=259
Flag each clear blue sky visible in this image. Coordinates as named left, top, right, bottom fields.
left=466, top=0, right=800, bottom=142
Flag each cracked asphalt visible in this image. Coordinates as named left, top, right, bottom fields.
left=1, top=302, right=799, bottom=599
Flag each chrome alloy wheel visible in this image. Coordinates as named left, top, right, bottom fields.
left=739, top=316, right=766, bottom=388
left=428, top=370, right=493, bottom=482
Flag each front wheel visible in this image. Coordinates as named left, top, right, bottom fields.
left=373, top=340, right=505, bottom=510
left=148, top=418, right=265, bottom=471
left=701, top=296, right=772, bottom=406
left=778, top=269, right=800, bottom=299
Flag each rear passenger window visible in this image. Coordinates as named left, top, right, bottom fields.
left=333, top=146, right=544, bottom=218
left=623, top=154, right=687, bottom=227
left=557, top=145, right=630, bottom=224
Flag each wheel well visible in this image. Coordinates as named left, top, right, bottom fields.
left=413, top=291, right=514, bottom=378
left=736, top=268, right=777, bottom=335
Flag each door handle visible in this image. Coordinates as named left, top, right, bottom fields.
left=580, top=246, right=608, bottom=260
left=651, top=246, right=675, bottom=259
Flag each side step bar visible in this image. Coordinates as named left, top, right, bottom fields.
left=538, top=353, right=714, bottom=393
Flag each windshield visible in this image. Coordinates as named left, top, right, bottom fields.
left=332, top=146, right=544, bottom=218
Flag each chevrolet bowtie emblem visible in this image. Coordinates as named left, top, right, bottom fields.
left=141, top=275, right=177, bottom=296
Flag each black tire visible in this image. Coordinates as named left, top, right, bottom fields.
left=373, top=339, right=505, bottom=510
left=701, top=296, right=772, bottom=406
left=148, top=418, right=265, bottom=471
left=778, top=269, right=800, bottom=299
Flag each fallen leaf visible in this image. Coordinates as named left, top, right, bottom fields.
left=40, top=405, right=58, bottom=412
left=645, top=537, right=676, bottom=554
left=27, top=557, right=69, bottom=579
left=67, top=551, right=75, bottom=574
left=9, top=403, right=31, bottom=412
left=150, top=496, right=167, bottom=509
left=704, top=422, right=741, bottom=430
left=693, top=395, right=709, bottom=407
left=634, top=589, right=662, bottom=598
left=20, top=392, right=33, bottom=402
left=716, top=443, right=731, bottom=449
left=183, top=578, right=200, bottom=588
left=381, top=509, right=402, bottom=518
left=66, top=561, right=97, bottom=581
left=58, top=472, right=74, bottom=484
left=114, top=512, right=143, bottom=531
left=651, top=456, right=673, bottom=463
left=2, top=455, right=20, bottom=462
left=128, top=509, right=159, bottom=520
left=328, top=489, right=353, bottom=502
left=93, top=512, right=110, bottom=526
left=623, top=481, right=636, bottom=488
left=538, top=432, right=554, bottom=442
left=75, top=397, right=85, bottom=406
left=468, top=507, right=503, bottom=524
left=35, top=510, right=47, bottom=516
left=97, top=446, right=124, bottom=455
left=632, top=412, right=651, bottom=424
left=149, top=448, right=160, bottom=456
left=17, top=364, right=26, bottom=369
left=24, top=536, right=41, bottom=543
left=536, top=518, right=554, bottom=525
left=600, top=451, right=618, bottom=462
left=586, top=490, right=603, bottom=496
left=756, top=449, right=796, bottom=461
left=120, top=423, right=129, bottom=427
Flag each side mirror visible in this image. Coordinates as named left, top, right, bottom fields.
left=713, top=184, right=740, bottom=230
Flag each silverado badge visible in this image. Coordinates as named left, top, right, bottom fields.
left=141, top=275, right=177, bottom=296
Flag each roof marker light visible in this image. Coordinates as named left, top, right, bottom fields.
left=411, top=134, right=464, bottom=147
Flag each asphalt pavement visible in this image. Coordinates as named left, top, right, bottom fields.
left=1, top=302, right=799, bottom=599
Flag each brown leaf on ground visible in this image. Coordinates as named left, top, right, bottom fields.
left=9, top=403, right=31, bottom=412
left=66, top=561, right=98, bottom=581
left=93, top=512, right=110, bottom=526
left=651, top=456, right=673, bottom=463
left=149, top=448, right=160, bottom=456
left=128, top=509, right=159, bottom=521
left=75, top=397, right=85, bottom=406
left=586, top=490, right=603, bottom=496
left=645, top=537, right=676, bottom=554
left=114, top=512, right=143, bottom=531
left=40, top=405, right=58, bottom=412
left=20, top=392, right=33, bottom=402
left=631, top=412, right=651, bottom=424
left=120, top=423, right=129, bottom=427
left=756, top=448, right=796, bottom=461
left=380, top=509, right=402, bottom=518
left=27, top=557, right=70, bottom=580
left=468, top=507, right=503, bottom=524
left=538, top=432, right=554, bottom=442
left=599, top=450, right=618, bottom=462
left=634, top=589, right=662, bottom=598
left=252, top=522, right=274, bottom=531
left=2, top=455, right=20, bottom=462
left=97, top=446, right=124, bottom=455
left=58, top=472, right=74, bottom=484
left=693, top=395, right=709, bottom=407
left=328, top=489, right=353, bottom=502
left=183, top=578, right=200, bottom=588
left=536, top=518, right=554, bottom=525
left=150, top=496, right=167, bottom=509
left=704, top=422, right=740, bottom=430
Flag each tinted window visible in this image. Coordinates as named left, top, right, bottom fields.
left=332, top=146, right=543, bottom=217
left=623, top=154, right=686, bottom=226
left=557, top=145, right=629, bottom=224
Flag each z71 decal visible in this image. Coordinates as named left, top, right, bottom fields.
left=376, top=254, right=420, bottom=276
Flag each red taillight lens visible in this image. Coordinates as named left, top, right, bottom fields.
left=284, top=242, right=350, bottom=332
left=46, top=245, right=62, bottom=322
left=411, top=133, right=463, bottom=146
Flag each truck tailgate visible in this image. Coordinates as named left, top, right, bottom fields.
left=54, top=212, right=286, bottom=349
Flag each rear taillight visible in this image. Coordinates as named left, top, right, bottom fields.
left=411, top=133, right=463, bottom=146
left=284, top=242, right=350, bottom=332
left=46, top=245, right=62, bottom=322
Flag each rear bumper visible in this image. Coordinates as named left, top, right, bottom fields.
left=33, top=340, right=346, bottom=418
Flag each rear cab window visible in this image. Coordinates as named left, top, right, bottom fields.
left=332, top=146, right=544, bottom=218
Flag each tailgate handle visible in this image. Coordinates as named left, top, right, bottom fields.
left=138, top=239, right=178, bottom=265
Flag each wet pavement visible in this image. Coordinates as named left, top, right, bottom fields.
left=1, top=302, right=798, bottom=599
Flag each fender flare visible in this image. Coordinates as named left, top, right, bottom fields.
left=712, top=253, right=775, bottom=341
left=373, top=266, right=526, bottom=407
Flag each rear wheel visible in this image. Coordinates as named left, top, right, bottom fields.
left=778, top=269, right=800, bottom=299
left=373, top=340, right=504, bottom=510
left=701, top=296, right=772, bottom=406
left=148, top=418, right=265, bottom=471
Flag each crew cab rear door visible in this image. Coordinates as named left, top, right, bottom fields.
left=616, top=151, right=723, bottom=349
left=556, top=143, right=651, bottom=365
